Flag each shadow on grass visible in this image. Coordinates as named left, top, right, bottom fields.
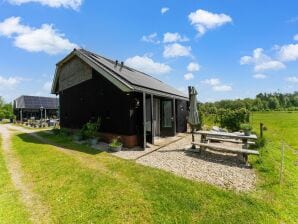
left=16, top=130, right=104, bottom=156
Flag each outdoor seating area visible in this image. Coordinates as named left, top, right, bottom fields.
left=191, top=130, right=259, bottom=164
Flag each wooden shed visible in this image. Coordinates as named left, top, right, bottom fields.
left=51, top=49, right=188, bottom=148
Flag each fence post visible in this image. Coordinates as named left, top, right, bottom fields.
left=279, top=142, right=285, bottom=185
left=260, top=123, right=263, bottom=138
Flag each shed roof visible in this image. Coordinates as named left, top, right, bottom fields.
left=13, top=95, right=59, bottom=110
left=52, top=49, right=188, bottom=100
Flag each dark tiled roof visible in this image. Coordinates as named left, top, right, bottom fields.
left=14, top=95, right=58, bottom=109
left=78, top=49, right=188, bottom=99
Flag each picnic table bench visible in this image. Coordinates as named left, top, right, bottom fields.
left=192, top=130, right=259, bottom=164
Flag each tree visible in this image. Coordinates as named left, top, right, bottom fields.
left=268, top=97, right=280, bottom=110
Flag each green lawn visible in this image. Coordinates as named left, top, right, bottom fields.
left=10, top=132, right=277, bottom=223
left=1, top=111, right=297, bottom=223
left=0, top=138, right=30, bottom=224
left=250, top=111, right=298, bottom=223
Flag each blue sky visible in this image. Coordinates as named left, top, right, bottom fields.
left=0, top=0, right=298, bottom=102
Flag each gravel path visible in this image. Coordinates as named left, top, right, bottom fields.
left=136, top=135, right=256, bottom=192
left=0, top=124, right=51, bottom=224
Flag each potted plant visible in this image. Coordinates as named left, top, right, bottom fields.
left=240, top=123, right=252, bottom=136
left=109, top=137, right=123, bottom=152
left=80, top=118, right=101, bottom=145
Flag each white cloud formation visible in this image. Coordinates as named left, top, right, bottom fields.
left=184, top=73, right=194, bottom=80
left=0, top=16, right=78, bottom=54
left=201, top=78, right=232, bottom=92
left=43, top=81, right=52, bottom=92
left=141, top=33, right=160, bottom=44
left=163, top=43, right=191, bottom=58
left=188, top=9, right=232, bottom=36
left=0, top=76, right=22, bottom=88
left=253, top=73, right=267, bottom=79
left=201, top=78, right=220, bottom=86
left=161, top=7, right=169, bottom=14
left=293, top=34, right=298, bottom=41
left=163, top=32, right=188, bottom=43
left=187, top=62, right=200, bottom=72
left=212, top=85, right=232, bottom=92
left=286, top=76, right=298, bottom=83
left=279, top=44, right=298, bottom=61
left=7, top=0, right=82, bottom=10
left=125, top=55, right=171, bottom=75
left=240, top=48, right=285, bottom=71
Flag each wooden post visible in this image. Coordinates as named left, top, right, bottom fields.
left=45, top=109, right=47, bottom=120
left=260, top=123, right=263, bottom=138
left=150, top=94, right=154, bottom=145
left=279, top=142, right=285, bottom=185
left=173, top=98, right=176, bottom=136
left=20, top=109, right=23, bottom=123
left=143, top=92, right=146, bottom=149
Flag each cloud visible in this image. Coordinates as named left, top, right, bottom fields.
left=201, top=78, right=220, bottom=86
left=141, top=33, right=160, bottom=44
left=187, top=62, right=200, bottom=72
left=279, top=44, right=298, bottom=61
left=0, top=16, right=78, bottom=54
left=240, top=48, right=285, bottom=71
left=188, top=9, right=232, bottom=36
left=212, top=85, right=232, bottom=92
left=184, top=73, right=194, bottom=80
left=286, top=76, right=298, bottom=83
left=7, top=0, right=83, bottom=10
left=0, top=76, right=22, bottom=88
left=43, top=81, right=52, bottom=92
left=163, top=32, right=189, bottom=43
left=253, top=73, right=267, bottom=79
left=161, top=7, right=169, bottom=14
left=125, top=55, right=171, bottom=75
left=163, top=43, right=191, bottom=58
left=201, top=78, right=232, bottom=92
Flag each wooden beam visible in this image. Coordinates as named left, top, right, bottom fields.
left=151, top=94, right=154, bottom=144
left=173, top=98, right=176, bottom=136
left=143, top=92, right=146, bottom=149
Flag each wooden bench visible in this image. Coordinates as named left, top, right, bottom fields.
left=191, top=142, right=259, bottom=164
left=206, top=137, right=256, bottom=145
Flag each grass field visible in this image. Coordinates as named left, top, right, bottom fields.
left=0, top=111, right=297, bottom=223
left=250, top=111, right=298, bottom=223
left=0, top=138, right=30, bottom=224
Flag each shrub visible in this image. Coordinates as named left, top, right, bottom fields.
left=255, top=137, right=266, bottom=148
left=216, top=108, right=249, bottom=131
left=109, top=137, right=122, bottom=147
left=240, top=123, right=252, bottom=131
left=80, top=117, right=101, bottom=140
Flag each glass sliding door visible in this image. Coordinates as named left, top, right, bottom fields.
left=160, top=99, right=174, bottom=136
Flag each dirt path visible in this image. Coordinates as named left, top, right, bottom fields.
left=0, top=124, right=51, bottom=224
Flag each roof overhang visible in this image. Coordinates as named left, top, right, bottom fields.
left=51, top=49, right=133, bottom=94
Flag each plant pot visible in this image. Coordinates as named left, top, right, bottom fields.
left=244, top=130, right=251, bottom=136
left=89, top=138, right=98, bottom=145
left=109, top=144, right=122, bottom=152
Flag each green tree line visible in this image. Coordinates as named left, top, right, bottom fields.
left=0, top=97, right=14, bottom=120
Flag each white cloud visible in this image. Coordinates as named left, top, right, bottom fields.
left=7, top=0, right=82, bottom=10
left=141, top=33, right=160, bottom=44
left=0, top=16, right=78, bottom=54
left=240, top=48, right=285, bottom=71
left=286, top=76, right=298, bottom=83
left=0, top=76, right=22, bottom=88
left=201, top=78, right=232, bottom=92
left=188, top=9, right=232, bottom=36
left=253, top=73, right=267, bottom=79
left=43, top=81, right=52, bottom=92
left=163, top=32, right=188, bottom=43
left=184, top=73, right=194, bottom=80
left=201, top=78, right=220, bottom=86
left=212, top=85, right=232, bottom=92
left=125, top=55, right=171, bottom=75
left=161, top=7, right=169, bottom=14
left=163, top=43, right=191, bottom=58
left=279, top=44, right=298, bottom=61
left=293, top=34, right=298, bottom=41
left=187, top=62, right=200, bottom=72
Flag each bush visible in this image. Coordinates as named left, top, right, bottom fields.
left=216, top=108, right=249, bottom=131
left=80, top=118, right=101, bottom=140
left=255, top=137, right=266, bottom=148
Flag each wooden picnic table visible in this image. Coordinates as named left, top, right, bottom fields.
left=192, top=130, right=258, bottom=164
